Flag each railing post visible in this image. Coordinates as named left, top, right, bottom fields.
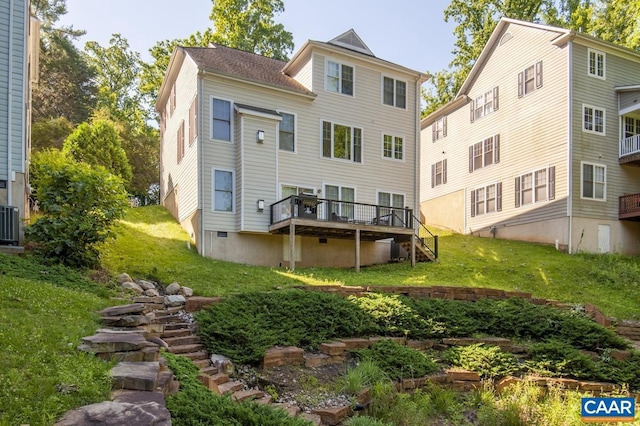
left=434, top=235, right=439, bottom=260
left=290, top=196, right=296, bottom=218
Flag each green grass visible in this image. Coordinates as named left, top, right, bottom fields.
left=101, top=206, right=640, bottom=320
left=0, top=270, right=113, bottom=425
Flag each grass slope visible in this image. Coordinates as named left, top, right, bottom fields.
left=102, top=206, right=640, bottom=320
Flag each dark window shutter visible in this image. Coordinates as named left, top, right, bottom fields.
left=443, top=115, right=447, bottom=137
left=470, top=101, right=475, bottom=123
left=493, top=86, right=499, bottom=111
left=443, top=159, right=447, bottom=184
left=518, top=71, right=524, bottom=98
left=497, top=182, right=502, bottom=212
left=469, top=145, right=474, bottom=173
left=431, top=164, right=435, bottom=188
left=432, top=123, right=436, bottom=142
left=471, top=190, right=476, bottom=217
left=515, top=177, right=521, bottom=208
left=549, top=166, right=556, bottom=200
left=494, top=134, right=500, bottom=164
left=536, top=61, right=543, bottom=88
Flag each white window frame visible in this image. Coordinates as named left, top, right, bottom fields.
left=324, top=183, right=356, bottom=219
left=515, top=166, right=555, bottom=207
left=470, top=183, right=501, bottom=217
left=382, top=133, right=404, bottom=161
left=377, top=190, right=406, bottom=226
left=210, top=95, right=233, bottom=142
left=321, top=120, right=363, bottom=163
left=278, top=111, right=296, bottom=152
left=469, top=134, right=500, bottom=172
left=588, top=48, right=606, bottom=80
left=382, top=75, right=407, bottom=109
left=325, top=59, right=354, bottom=96
left=582, top=104, right=606, bottom=135
left=581, top=161, right=606, bottom=201
left=212, top=168, right=235, bottom=213
left=433, top=116, right=447, bottom=141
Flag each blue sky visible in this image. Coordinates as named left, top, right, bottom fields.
left=59, top=0, right=457, bottom=74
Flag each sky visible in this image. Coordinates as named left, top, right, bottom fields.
left=58, top=0, right=458, bottom=74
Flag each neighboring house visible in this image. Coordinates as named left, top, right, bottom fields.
left=0, top=0, right=38, bottom=245
left=421, top=18, right=640, bottom=255
left=157, top=30, right=435, bottom=269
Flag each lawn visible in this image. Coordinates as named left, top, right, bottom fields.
left=101, top=205, right=640, bottom=320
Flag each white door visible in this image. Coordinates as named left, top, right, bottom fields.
left=598, top=224, right=610, bottom=253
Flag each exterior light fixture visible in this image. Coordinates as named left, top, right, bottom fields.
left=257, top=199, right=265, bottom=212
left=257, top=130, right=265, bottom=143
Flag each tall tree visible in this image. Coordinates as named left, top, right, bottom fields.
left=590, top=0, right=640, bottom=51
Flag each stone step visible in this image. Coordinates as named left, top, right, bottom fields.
left=163, top=322, right=194, bottom=331
left=192, top=359, right=211, bottom=368
left=217, top=381, right=244, bottom=395
left=156, top=370, right=174, bottom=395
left=232, top=389, right=265, bottom=402
left=110, top=361, right=159, bottom=392
left=161, top=328, right=193, bottom=339
left=163, top=335, right=201, bottom=347
left=179, top=351, right=209, bottom=361
left=209, top=373, right=229, bottom=385
left=153, top=315, right=184, bottom=324
left=199, top=365, right=219, bottom=375
left=254, top=395, right=273, bottom=405
left=167, top=343, right=204, bottom=354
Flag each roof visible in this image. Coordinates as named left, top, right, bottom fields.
left=183, top=45, right=315, bottom=97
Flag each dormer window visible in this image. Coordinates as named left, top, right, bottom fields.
left=326, top=60, right=353, bottom=96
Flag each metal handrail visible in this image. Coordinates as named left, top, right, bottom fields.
left=412, top=214, right=438, bottom=259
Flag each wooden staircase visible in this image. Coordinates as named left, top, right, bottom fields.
left=399, top=240, right=435, bottom=263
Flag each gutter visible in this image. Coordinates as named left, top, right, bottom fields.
left=567, top=40, right=574, bottom=254
left=7, top=0, right=15, bottom=207
left=198, top=72, right=205, bottom=256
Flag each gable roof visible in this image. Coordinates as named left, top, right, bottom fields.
left=183, top=45, right=315, bottom=97
left=328, top=29, right=375, bottom=56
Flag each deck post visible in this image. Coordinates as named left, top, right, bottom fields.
left=410, top=233, right=416, bottom=267
left=355, top=229, right=361, bottom=272
left=289, top=222, right=296, bottom=270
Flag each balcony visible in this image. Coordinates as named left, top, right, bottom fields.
left=619, top=193, right=640, bottom=221
left=269, top=195, right=437, bottom=270
left=619, top=135, right=640, bottom=166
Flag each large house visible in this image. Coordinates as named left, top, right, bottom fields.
left=421, top=18, right=640, bottom=255
left=0, top=0, right=38, bottom=245
left=157, top=30, right=436, bottom=269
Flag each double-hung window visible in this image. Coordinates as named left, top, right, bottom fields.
left=431, top=159, right=447, bottom=187
left=518, top=61, right=543, bottom=97
left=470, top=88, right=499, bottom=122
left=189, top=96, right=197, bottom=145
left=470, top=183, right=502, bottom=217
left=177, top=120, right=185, bottom=163
left=326, top=61, right=353, bottom=96
left=211, top=97, right=231, bottom=141
left=383, top=134, right=403, bottom=160
left=625, top=117, right=640, bottom=139
left=378, top=191, right=405, bottom=226
left=322, top=121, right=362, bottom=163
left=588, top=49, right=606, bottom=79
left=581, top=162, right=606, bottom=200
left=583, top=104, right=605, bottom=135
left=279, top=112, right=295, bottom=152
left=469, top=135, right=500, bottom=172
left=515, top=166, right=556, bottom=207
left=432, top=116, right=447, bottom=141
left=213, top=169, right=234, bottom=212
left=382, top=76, right=406, bottom=108
left=326, top=185, right=355, bottom=219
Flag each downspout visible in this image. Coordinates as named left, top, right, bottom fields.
left=414, top=76, right=421, bottom=218
left=198, top=72, right=205, bottom=256
left=567, top=40, right=574, bottom=254
left=7, top=0, right=15, bottom=207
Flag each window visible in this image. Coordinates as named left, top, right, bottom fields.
left=326, top=60, right=353, bottom=96
left=382, top=76, right=406, bottom=108
left=515, top=166, right=555, bottom=207
left=583, top=104, right=605, bottom=135
left=322, top=121, right=362, bottom=163
left=326, top=184, right=355, bottom=219
left=518, top=61, right=542, bottom=97
left=469, top=134, right=500, bottom=172
left=378, top=191, right=405, bottom=226
left=470, top=183, right=502, bottom=217
left=432, top=116, right=447, bottom=141
left=170, top=84, right=176, bottom=116
left=582, top=162, right=606, bottom=200
left=282, top=185, right=314, bottom=198
left=431, top=159, right=447, bottom=187
left=625, top=117, right=640, bottom=138
left=383, top=134, right=403, bottom=160
left=588, top=49, right=605, bottom=79
left=177, top=120, right=185, bottom=163
left=189, top=96, right=197, bottom=145
left=279, top=112, right=295, bottom=151
left=470, top=87, right=499, bottom=122
left=213, top=169, right=234, bottom=212
left=211, top=97, right=231, bottom=141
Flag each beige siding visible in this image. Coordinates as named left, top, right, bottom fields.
left=291, top=59, right=313, bottom=91
left=422, top=22, right=569, bottom=240
left=620, top=90, right=640, bottom=111
left=160, top=56, right=199, bottom=223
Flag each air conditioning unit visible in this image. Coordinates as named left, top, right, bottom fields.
left=0, top=206, right=19, bottom=246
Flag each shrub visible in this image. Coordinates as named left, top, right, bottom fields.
left=353, top=340, right=438, bottom=381
left=26, top=150, right=128, bottom=268
left=338, top=360, right=390, bottom=395
left=526, top=341, right=598, bottom=379
left=443, top=344, right=520, bottom=379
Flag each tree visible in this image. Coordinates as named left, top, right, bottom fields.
left=590, top=0, right=640, bottom=51
left=26, top=149, right=128, bottom=268
left=63, top=119, right=133, bottom=185
left=31, top=117, right=74, bottom=152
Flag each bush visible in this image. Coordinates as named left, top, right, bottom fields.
left=26, top=150, right=128, bottom=268
left=443, top=344, right=520, bottom=379
left=354, top=340, right=438, bottom=381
